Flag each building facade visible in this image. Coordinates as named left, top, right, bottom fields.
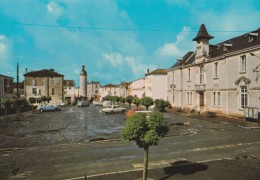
left=87, top=81, right=101, bottom=100
left=130, top=78, right=145, bottom=98
left=24, top=69, right=64, bottom=104
left=0, top=74, right=13, bottom=98
left=145, top=69, right=168, bottom=100
left=63, top=80, right=76, bottom=104
left=100, top=82, right=130, bottom=99
left=167, top=24, right=260, bottom=118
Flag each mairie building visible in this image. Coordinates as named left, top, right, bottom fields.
left=167, top=24, right=260, bottom=118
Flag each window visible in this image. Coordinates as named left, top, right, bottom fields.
left=39, top=89, right=41, bottom=95
left=187, top=92, right=192, bottom=104
left=172, top=90, right=175, bottom=102
left=95, top=90, right=98, bottom=94
left=212, top=92, right=221, bottom=107
left=172, top=71, right=174, bottom=82
left=33, top=79, right=38, bottom=86
left=188, top=68, right=191, bottom=81
left=199, top=66, right=204, bottom=84
left=240, top=86, right=248, bottom=108
left=240, top=55, right=246, bottom=72
left=214, top=62, right=218, bottom=78
left=52, top=88, right=55, bottom=95
left=32, top=88, right=37, bottom=95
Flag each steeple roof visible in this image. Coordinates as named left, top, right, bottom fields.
left=80, top=65, right=87, bottom=75
left=192, top=23, right=214, bottom=41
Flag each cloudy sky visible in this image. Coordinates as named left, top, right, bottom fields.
left=0, top=0, right=259, bottom=86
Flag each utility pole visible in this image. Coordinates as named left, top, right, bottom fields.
left=17, top=62, right=19, bottom=98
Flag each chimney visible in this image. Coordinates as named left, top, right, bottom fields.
left=147, top=69, right=150, bottom=74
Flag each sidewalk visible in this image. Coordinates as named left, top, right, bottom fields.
left=80, top=159, right=260, bottom=180
left=166, top=109, right=260, bottom=128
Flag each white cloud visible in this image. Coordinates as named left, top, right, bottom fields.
left=47, top=1, right=64, bottom=16
left=103, top=52, right=123, bottom=69
left=0, top=35, right=13, bottom=71
left=156, top=26, right=193, bottom=58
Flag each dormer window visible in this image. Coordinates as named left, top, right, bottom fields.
left=245, top=33, right=258, bottom=42
left=223, top=43, right=232, bottom=52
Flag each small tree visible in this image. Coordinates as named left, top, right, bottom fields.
left=132, top=97, right=141, bottom=108
left=122, top=112, right=168, bottom=180
left=46, top=96, right=51, bottom=103
left=1, top=98, right=12, bottom=117
left=125, top=95, right=134, bottom=108
left=154, top=99, right=170, bottom=112
left=13, top=98, right=26, bottom=115
left=120, top=97, right=126, bottom=105
left=28, top=97, right=36, bottom=110
left=140, top=97, right=154, bottom=110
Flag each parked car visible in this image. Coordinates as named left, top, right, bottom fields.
left=102, top=101, right=112, bottom=107
left=101, top=105, right=126, bottom=114
left=77, top=101, right=90, bottom=107
left=59, top=102, right=66, bottom=107
left=37, top=104, right=61, bottom=112
left=126, top=107, right=145, bottom=117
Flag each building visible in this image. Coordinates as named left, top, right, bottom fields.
left=145, top=69, right=168, bottom=100
left=130, top=78, right=145, bottom=98
left=167, top=24, right=260, bottom=118
left=24, top=69, right=64, bottom=104
left=87, top=81, right=101, bottom=100
left=100, top=82, right=130, bottom=99
left=79, top=65, right=87, bottom=98
left=0, top=74, right=13, bottom=98
left=13, top=82, right=24, bottom=98
left=63, top=80, right=76, bottom=104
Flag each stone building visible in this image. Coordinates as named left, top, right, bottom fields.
left=100, top=82, right=130, bottom=99
left=167, top=24, right=260, bottom=118
left=0, top=74, right=13, bottom=98
left=63, top=80, right=76, bottom=104
left=87, top=81, right=101, bottom=100
left=24, top=69, right=64, bottom=104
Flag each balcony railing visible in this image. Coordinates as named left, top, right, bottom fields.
left=195, top=84, right=206, bottom=92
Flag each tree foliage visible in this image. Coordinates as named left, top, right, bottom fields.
left=132, top=97, right=141, bottom=108
left=140, top=97, right=154, bottom=110
left=154, top=99, right=170, bottom=112
left=120, top=97, right=126, bottom=104
left=1, top=98, right=12, bottom=117
left=125, top=95, right=134, bottom=107
left=122, top=112, right=168, bottom=180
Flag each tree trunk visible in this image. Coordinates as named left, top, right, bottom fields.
left=143, top=146, right=149, bottom=180
left=5, top=107, right=8, bottom=117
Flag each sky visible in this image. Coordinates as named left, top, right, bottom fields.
left=0, top=0, right=259, bottom=86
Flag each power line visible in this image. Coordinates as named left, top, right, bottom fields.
left=3, top=22, right=252, bottom=33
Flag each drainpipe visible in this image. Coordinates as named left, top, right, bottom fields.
left=180, top=67, right=184, bottom=109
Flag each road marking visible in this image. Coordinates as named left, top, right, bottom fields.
left=132, top=158, right=187, bottom=168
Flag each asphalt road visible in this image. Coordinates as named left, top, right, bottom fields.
left=0, top=105, right=259, bottom=179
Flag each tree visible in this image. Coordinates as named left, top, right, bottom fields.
left=140, top=97, right=154, bottom=110
left=46, top=96, right=51, bottom=103
left=122, top=112, right=168, bottom=180
left=120, top=97, right=126, bottom=105
left=154, top=99, right=170, bottom=112
left=28, top=97, right=36, bottom=110
left=1, top=98, right=12, bottom=117
left=125, top=95, right=134, bottom=107
left=13, top=98, right=26, bottom=115
left=132, top=97, right=141, bottom=108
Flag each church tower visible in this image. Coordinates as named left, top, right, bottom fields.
left=79, top=65, right=87, bottom=98
left=193, top=23, right=214, bottom=63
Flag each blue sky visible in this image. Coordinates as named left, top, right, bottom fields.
left=0, top=0, right=259, bottom=86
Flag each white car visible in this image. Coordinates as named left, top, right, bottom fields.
left=37, top=104, right=61, bottom=112
left=102, top=101, right=112, bottom=107
left=101, top=105, right=126, bottom=114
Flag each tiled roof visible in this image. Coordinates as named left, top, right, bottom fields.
left=0, top=74, right=13, bottom=79
left=24, top=69, right=64, bottom=77
left=171, top=27, right=260, bottom=69
left=102, top=83, right=119, bottom=88
left=192, top=23, right=214, bottom=41
left=209, top=28, right=260, bottom=58
left=146, top=69, right=168, bottom=75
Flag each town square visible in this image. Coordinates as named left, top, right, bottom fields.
left=1, top=0, right=260, bottom=179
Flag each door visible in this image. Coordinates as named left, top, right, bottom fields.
left=200, top=93, right=204, bottom=106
